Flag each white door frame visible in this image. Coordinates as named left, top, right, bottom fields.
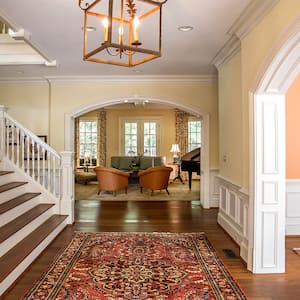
left=249, top=20, right=300, bottom=273
left=65, top=96, right=211, bottom=209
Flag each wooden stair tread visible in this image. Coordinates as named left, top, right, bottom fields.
left=0, top=193, right=41, bottom=214
left=0, top=171, right=14, bottom=176
left=0, top=204, right=54, bottom=243
left=0, top=214, right=68, bottom=282
left=0, top=182, right=27, bottom=193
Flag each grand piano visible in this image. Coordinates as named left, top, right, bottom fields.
left=181, top=147, right=201, bottom=189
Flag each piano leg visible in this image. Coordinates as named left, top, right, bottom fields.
left=188, top=170, right=192, bottom=190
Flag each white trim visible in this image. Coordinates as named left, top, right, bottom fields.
left=0, top=75, right=217, bottom=86
left=65, top=96, right=211, bottom=210
left=45, top=75, right=216, bottom=84
left=286, top=179, right=300, bottom=235
left=249, top=17, right=300, bottom=274
left=217, top=176, right=249, bottom=263
left=211, top=35, right=241, bottom=70
left=209, top=169, right=220, bottom=207
left=212, top=0, right=279, bottom=70
left=228, top=0, right=279, bottom=39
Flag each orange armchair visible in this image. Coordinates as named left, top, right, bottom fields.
left=94, top=166, right=130, bottom=196
left=138, top=166, right=173, bottom=195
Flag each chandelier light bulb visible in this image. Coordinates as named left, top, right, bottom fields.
left=102, top=17, right=109, bottom=41
left=133, top=16, right=139, bottom=41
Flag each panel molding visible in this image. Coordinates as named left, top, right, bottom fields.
left=286, top=179, right=300, bottom=235
left=217, top=176, right=249, bottom=263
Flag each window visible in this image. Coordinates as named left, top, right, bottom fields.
left=121, top=118, right=160, bottom=156
left=188, top=119, right=201, bottom=152
left=79, top=120, right=97, bottom=165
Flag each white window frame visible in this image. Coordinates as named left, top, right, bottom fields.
left=119, top=117, right=161, bottom=156
left=78, top=118, right=98, bottom=165
left=188, top=117, right=202, bottom=152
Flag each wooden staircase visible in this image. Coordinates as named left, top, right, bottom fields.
left=0, top=169, right=68, bottom=295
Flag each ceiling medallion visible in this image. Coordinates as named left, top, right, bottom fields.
left=78, top=0, right=168, bottom=67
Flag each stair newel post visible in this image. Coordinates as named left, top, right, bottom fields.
left=0, top=105, right=5, bottom=160
left=60, top=151, right=74, bottom=224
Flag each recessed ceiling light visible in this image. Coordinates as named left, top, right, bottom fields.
left=178, top=25, right=194, bottom=32
left=124, top=100, right=129, bottom=103
left=82, top=26, right=96, bottom=32
left=17, top=71, right=24, bottom=75
left=133, top=70, right=142, bottom=73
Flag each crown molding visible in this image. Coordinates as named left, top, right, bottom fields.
left=212, top=0, right=279, bottom=70
left=45, top=75, right=217, bottom=84
left=211, top=35, right=241, bottom=70
left=0, top=77, right=48, bottom=86
left=0, top=75, right=217, bottom=86
left=228, top=0, right=279, bottom=39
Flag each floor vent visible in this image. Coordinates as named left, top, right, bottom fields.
left=223, top=248, right=238, bottom=258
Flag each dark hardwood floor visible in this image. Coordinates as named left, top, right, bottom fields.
left=2, top=200, right=300, bottom=299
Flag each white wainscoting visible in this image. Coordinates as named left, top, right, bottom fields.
left=217, top=176, right=249, bottom=263
left=286, top=179, right=300, bottom=235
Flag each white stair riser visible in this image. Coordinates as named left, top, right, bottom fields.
left=0, top=219, right=68, bottom=296
left=0, top=185, right=27, bottom=204
left=0, top=173, right=15, bottom=184
left=0, top=196, right=41, bottom=227
left=0, top=208, right=54, bottom=257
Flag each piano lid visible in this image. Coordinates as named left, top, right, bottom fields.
left=181, top=147, right=200, bottom=161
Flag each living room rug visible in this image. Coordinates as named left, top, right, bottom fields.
left=76, top=181, right=200, bottom=201
left=24, top=232, right=247, bottom=299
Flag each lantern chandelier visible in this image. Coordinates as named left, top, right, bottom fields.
left=78, top=0, right=168, bottom=67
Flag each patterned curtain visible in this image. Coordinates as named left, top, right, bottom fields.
left=97, top=109, right=106, bottom=166
left=175, top=109, right=189, bottom=157
left=74, top=117, right=80, bottom=169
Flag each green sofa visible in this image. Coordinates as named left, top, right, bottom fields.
left=110, top=156, right=166, bottom=171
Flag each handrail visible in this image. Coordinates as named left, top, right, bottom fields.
left=3, top=112, right=62, bottom=199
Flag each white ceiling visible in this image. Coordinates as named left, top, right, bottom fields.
left=0, top=0, right=253, bottom=79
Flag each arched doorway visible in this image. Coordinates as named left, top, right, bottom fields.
left=249, top=21, right=300, bottom=273
left=65, top=96, right=212, bottom=220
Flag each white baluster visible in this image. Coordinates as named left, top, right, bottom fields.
left=48, top=153, right=51, bottom=191
left=0, top=106, right=5, bottom=160
left=31, top=139, right=35, bottom=178
left=16, top=127, right=20, bottom=166
left=10, top=123, right=15, bottom=163
left=52, top=155, right=56, bottom=195
left=37, top=143, right=40, bottom=183
left=26, top=136, right=30, bottom=174
left=42, top=148, right=46, bottom=187
left=21, top=131, right=25, bottom=170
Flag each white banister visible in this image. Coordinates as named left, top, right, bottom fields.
left=0, top=106, right=74, bottom=223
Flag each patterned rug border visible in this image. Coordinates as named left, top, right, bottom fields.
left=24, top=232, right=247, bottom=300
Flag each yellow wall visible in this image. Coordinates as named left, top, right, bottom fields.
left=286, top=73, right=300, bottom=178
left=218, top=52, right=243, bottom=185
left=218, top=0, right=300, bottom=189
left=0, top=84, right=49, bottom=136
left=0, top=80, right=219, bottom=168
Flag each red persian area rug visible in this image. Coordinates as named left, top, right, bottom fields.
left=24, top=232, right=247, bottom=300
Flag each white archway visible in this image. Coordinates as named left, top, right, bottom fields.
left=65, top=96, right=212, bottom=210
left=249, top=19, right=300, bottom=273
